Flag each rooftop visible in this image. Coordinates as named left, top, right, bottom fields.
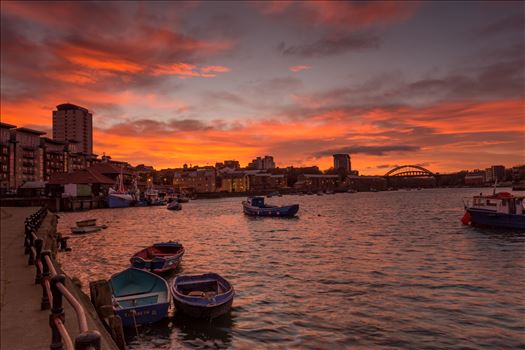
left=13, top=127, right=46, bottom=136
left=0, top=122, right=16, bottom=129
left=56, top=103, right=89, bottom=112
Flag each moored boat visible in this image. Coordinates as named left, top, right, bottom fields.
left=71, top=226, right=102, bottom=234
left=167, top=201, right=182, bottom=210
left=242, top=196, right=299, bottom=217
left=109, top=268, right=170, bottom=327
left=171, top=273, right=234, bottom=319
left=107, top=171, right=134, bottom=208
left=462, top=191, right=525, bottom=230
left=76, top=218, right=96, bottom=227
left=131, top=242, right=185, bottom=274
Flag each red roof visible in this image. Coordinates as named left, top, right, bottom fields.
left=48, top=168, right=115, bottom=185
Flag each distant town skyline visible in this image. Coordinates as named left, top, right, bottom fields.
left=1, top=1, right=523, bottom=174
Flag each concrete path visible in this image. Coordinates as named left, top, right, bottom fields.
left=1, top=207, right=119, bottom=350
left=1, top=207, right=49, bottom=350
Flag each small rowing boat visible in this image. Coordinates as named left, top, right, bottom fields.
left=131, top=242, right=185, bottom=274
left=171, top=273, right=234, bottom=319
left=110, top=268, right=170, bottom=327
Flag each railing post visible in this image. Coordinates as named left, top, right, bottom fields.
left=24, top=225, right=32, bottom=254
left=41, top=250, right=51, bottom=310
left=50, top=274, right=66, bottom=350
left=35, top=238, right=43, bottom=284
left=75, top=331, right=101, bottom=350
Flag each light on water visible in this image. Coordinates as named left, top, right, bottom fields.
left=57, top=188, right=525, bottom=349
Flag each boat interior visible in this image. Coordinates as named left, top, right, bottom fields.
left=136, top=246, right=182, bottom=259
left=111, top=270, right=168, bottom=308
left=177, top=279, right=224, bottom=299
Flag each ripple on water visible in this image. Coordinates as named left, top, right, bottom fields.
left=57, top=189, right=525, bottom=349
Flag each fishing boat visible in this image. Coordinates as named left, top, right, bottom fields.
left=167, top=201, right=182, bottom=211
left=107, top=170, right=134, bottom=208
left=131, top=242, right=185, bottom=274
left=171, top=273, right=234, bottom=319
left=76, top=219, right=96, bottom=227
left=242, top=196, right=299, bottom=217
left=462, top=191, right=525, bottom=230
left=109, top=268, right=170, bottom=327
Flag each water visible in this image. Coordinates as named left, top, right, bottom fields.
left=57, top=188, right=525, bottom=349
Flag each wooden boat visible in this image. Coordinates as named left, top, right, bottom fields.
left=167, top=201, right=182, bottom=210
left=242, top=197, right=299, bottom=217
left=131, top=242, right=185, bottom=274
left=71, top=226, right=102, bottom=234
left=109, top=268, right=170, bottom=327
left=76, top=219, right=96, bottom=227
left=462, top=191, right=525, bottom=230
left=171, top=273, right=234, bottom=319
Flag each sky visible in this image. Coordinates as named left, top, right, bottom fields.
left=1, top=1, right=523, bottom=174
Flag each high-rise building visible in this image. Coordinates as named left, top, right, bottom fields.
left=333, top=154, right=351, bottom=172
left=52, top=103, right=93, bottom=154
left=0, top=122, right=16, bottom=190
left=248, top=155, right=275, bottom=170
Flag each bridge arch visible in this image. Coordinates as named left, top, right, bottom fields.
left=385, top=165, right=435, bottom=177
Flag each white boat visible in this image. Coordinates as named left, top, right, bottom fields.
left=462, top=191, right=525, bottom=229
left=107, top=170, right=134, bottom=208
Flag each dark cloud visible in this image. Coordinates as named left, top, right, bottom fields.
left=279, top=33, right=380, bottom=57
left=313, top=145, right=420, bottom=158
left=475, top=13, right=524, bottom=37
left=99, top=118, right=219, bottom=136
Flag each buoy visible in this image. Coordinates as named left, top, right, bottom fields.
left=461, top=211, right=471, bottom=225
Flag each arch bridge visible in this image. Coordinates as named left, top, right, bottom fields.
left=385, top=165, right=435, bottom=177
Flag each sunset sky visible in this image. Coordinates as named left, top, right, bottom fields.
left=1, top=1, right=523, bottom=174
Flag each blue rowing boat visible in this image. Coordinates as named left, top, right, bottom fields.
left=109, top=268, right=170, bottom=327
left=242, top=196, right=299, bottom=217
left=171, top=273, right=234, bottom=319
left=130, top=242, right=185, bottom=274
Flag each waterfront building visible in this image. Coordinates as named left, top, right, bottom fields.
left=52, top=103, right=93, bottom=154
left=490, top=165, right=506, bottom=182
left=9, top=127, right=46, bottom=188
left=248, top=156, right=276, bottom=170
left=333, top=154, right=351, bottom=172
left=464, top=172, right=485, bottom=186
left=0, top=123, right=16, bottom=191
left=247, top=173, right=286, bottom=192
left=511, top=165, right=525, bottom=181
left=40, top=138, right=66, bottom=181
left=173, top=166, right=216, bottom=193
left=294, top=174, right=339, bottom=192
left=218, top=172, right=250, bottom=192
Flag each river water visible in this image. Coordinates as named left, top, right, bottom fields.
left=57, top=188, right=525, bottom=350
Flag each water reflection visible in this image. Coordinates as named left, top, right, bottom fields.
left=57, top=189, right=525, bottom=349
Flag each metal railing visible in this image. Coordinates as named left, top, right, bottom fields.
left=25, top=207, right=101, bottom=350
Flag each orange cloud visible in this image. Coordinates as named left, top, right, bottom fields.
left=152, top=63, right=231, bottom=78
left=289, top=65, right=312, bottom=72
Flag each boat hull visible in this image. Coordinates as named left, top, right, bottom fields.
left=171, top=273, right=234, bottom=320
left=242, top=202, right=299, bottom=217
left=173, top=297, right=233, bottom=319
left=107, top=194, right=133, bottom=208
left=467, top=208, right=525, bottom=230
left=116, top=302, right=169, bottom=327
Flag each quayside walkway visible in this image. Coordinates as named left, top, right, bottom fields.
left=0, top=207, right=118, bottom=350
